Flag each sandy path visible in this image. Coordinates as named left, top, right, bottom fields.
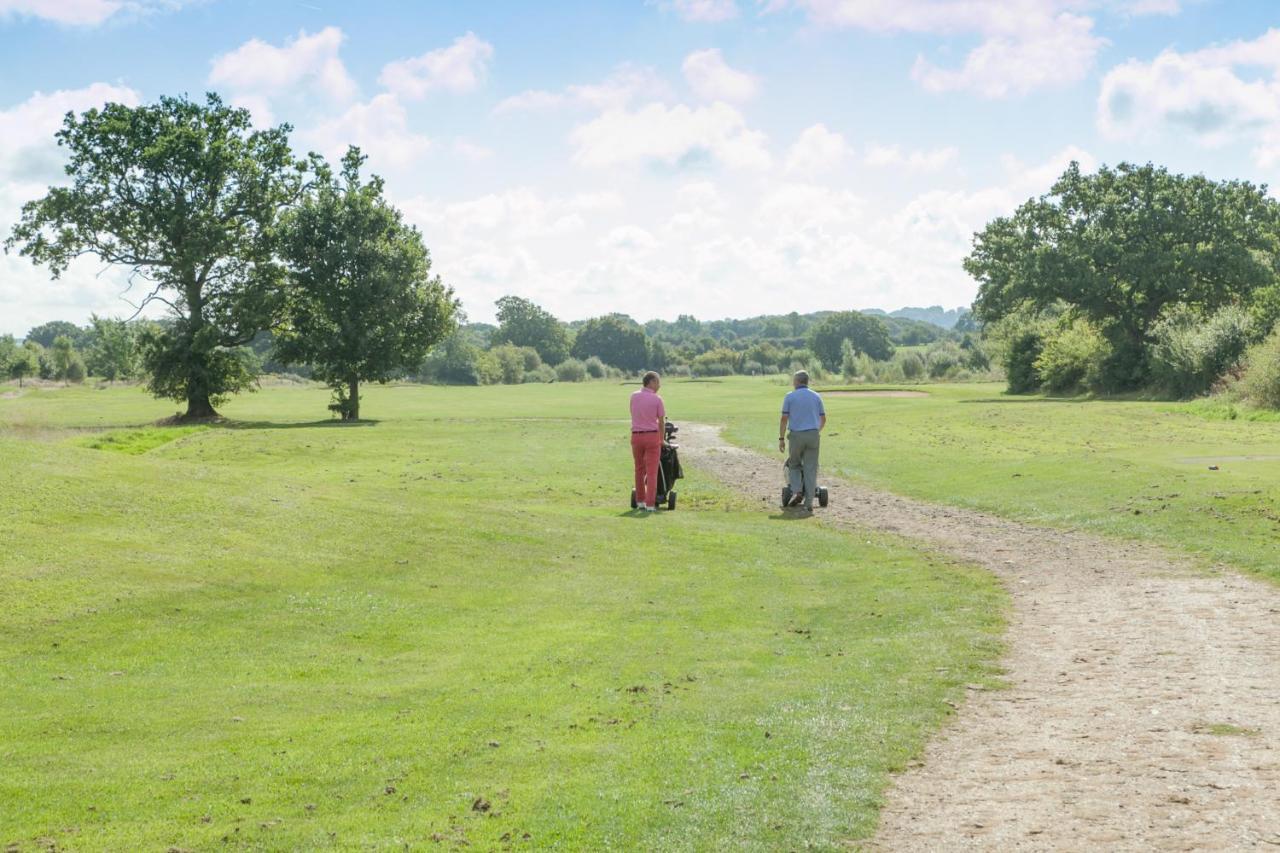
left=679, top=424, right=1280, bottom=851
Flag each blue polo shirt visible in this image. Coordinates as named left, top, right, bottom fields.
left=782, top=386, right=825, bottom=432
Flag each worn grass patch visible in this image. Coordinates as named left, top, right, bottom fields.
left=79, top=425, right=206, bottom=455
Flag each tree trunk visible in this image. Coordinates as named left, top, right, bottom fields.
left=346, top=376, right=359, bottom=421
left=184, top=392, right=218, bottom=420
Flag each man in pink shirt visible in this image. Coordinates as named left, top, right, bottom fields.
left=630, top=371, right=666, bottom=512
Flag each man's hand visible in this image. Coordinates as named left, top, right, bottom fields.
left=778, top=437, right=786, bottom=453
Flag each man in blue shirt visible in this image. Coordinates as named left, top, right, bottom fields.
left=779, top=370, right=826, bottom=512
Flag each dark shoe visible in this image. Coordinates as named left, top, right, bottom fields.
left=787, top=493, right=804, bottom=507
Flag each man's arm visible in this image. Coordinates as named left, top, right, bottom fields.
left=778, top=414, right=789, bottom=452
left=819, top=413, right=827, bottom=431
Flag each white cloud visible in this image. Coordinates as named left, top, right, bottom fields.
left=0, top=83, right=149, bottom=335
left=783, top=123, right=852, bottom=175
left=494, top=64, right=667, bottom=114
left=570, top=101, right=771, bottom=170
left=378, top=32, right=494, bottom=99
left=0, top=83, right=141, bottom=183
left=1098, top=28, right=1280, bottom=167
left=659, top=0, right=739, bottom=22
left=0, top=0, right=193, bottom=26
left=307, top=93, right=431, bottom=172
left=601, top=224, right=659, bottom=253
left=864, top=143, right=960, bottom=171
left=682, top=48, right=758, bottom=102
left=209, top=27, right=357, bottom=107
left=768, top=0, right=1107, bottom=98
left=453, top=138, right=494, bottom=162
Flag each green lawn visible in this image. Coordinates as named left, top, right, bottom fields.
left=0, top=381, right=1004, bottom=850
left=714, top=382, right=1280, bottom=583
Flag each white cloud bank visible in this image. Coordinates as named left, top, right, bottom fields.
left=379, top=32, right=494, bottom=99
left=569, top=101, right=771, bottom=170
left=682, top=48, right=758, bottom=102
left=1098, top=28, right=1280, bottom=168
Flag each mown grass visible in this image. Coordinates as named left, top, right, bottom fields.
left=0, top=382, right=1004, bottom=850
left=712, top=380, right=1280, bottom=583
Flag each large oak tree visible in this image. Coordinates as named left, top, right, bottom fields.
left=274, top=148, right=458, bottom=420
left=5, top=93, right=304, bottom=418
left=967, top=161, right=1280, bottom=388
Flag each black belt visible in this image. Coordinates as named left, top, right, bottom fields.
left=632, top=430, right=658, bottom=433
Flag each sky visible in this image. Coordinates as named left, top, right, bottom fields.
left=2, top=0, right=1279, bottom=336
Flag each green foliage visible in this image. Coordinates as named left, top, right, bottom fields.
left=968, top=161, right=1280, bottom=390
left=86, top=315, right=138, bottom=382
left=1239, top=327, right=1280, bottom=410
left=583, top=355, right=607, bottom=379
left=554, top=358, right=588, bottom=382
left=24, top=320, right=86, bottom=349
left=1149, top=305, right=1252, bottom=399
left=275, top=148, right=457, bottom=419
left=898, top=350, right=926, bottom=380
left=489, top=343, right=541, bottom=384
left=925, top=341, right=964, bottom=379
left=1035, top=319, right=1109, bottom=395
left=572, top=315, right=648, bottom=371
left=492, top=296, right=572, bottom=364
left=808, top=311, right=894, bottom=367
left=523, top=363, right=556, bottom=383
left=138, top=323, right=261, bottom=410
left=7, top=341, right=40, bottom=386
left=65, top=353, right=87, bottom=384
left=5, top=93, right=304, bottom=418
left=50, top=335, right=77, bottom=382
left=840, top=339, right=859, bottom=381
left=692, top=346, right=741, bottom=377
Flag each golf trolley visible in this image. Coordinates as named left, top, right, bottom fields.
left=781, top=463, right=829, bottom=509
left=631, top=421, right=683, bottom=511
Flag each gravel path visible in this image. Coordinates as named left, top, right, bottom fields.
left=680, top=424, right=1280, bottom=851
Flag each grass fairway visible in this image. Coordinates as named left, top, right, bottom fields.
left=0, top=382, right=1004, bottom=850
left=715, top=383, right=1280, bottom=583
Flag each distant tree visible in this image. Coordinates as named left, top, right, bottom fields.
left=572, top=315, right=648, bottom=371
left=492, top=296, right=571, bottom=364
left=0, top=335, right=17, bottom=377
left=967, top=161, right=1280, bottom=389
left=10, top=344, right=40, bottom=387
left=808, top=311, right=894, bottom=367
left=50, top=335, right=77, bottom=383
left=25, top=321, right=86, bottom=349
left=86, top=315, right=138, bottom=382
left=6, top=93, right=304, bottom=418
left=275, top=147, right=458, bottom=420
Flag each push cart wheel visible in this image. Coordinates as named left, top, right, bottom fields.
left=667, top=491, right=677, bottom=511
left=818, top=487, right=829, bottom=508
left=781, top=486, right=792, bottom=509
left=630, top=489, right=638, bottom=509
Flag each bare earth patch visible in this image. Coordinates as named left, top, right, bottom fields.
left=820, top=390, right=929, bottom=398
left=681, top=423, right=1280, bottom=850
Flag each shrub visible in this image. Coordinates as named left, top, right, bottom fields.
left=490, top=344, right=540, bottom=384
left=1239, top=328, right=1280, bottom=409
left=584, top=356, right=607, bottom=379
left=65, top=354, right=87, bottom=384
left=1035, top=319, right=1108, bottom=395
left=925, top=341, right=964, bottom=379
left=898, top=351, right=925, bottom=380
left=554, top=358, right=588, bottom=382
left=474, top=350, right=503, bottom=385
left=666, top=364, right=692, bottom=378
left=523, top=364, right=556, bottom=383
left=1149, top=305, right=1252, bottom=399
left=1003, top=331, right=1044, bottom=394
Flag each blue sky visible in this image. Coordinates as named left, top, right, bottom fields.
left=2, top=0, right=1279, bottom=335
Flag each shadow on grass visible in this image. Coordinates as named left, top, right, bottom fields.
left=219, top=419, right=382, bottom=430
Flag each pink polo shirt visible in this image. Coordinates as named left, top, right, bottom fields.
left=630, top=386, right=665, bottom=432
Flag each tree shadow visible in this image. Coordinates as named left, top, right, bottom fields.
left=217, top=419, right=382, bottom=430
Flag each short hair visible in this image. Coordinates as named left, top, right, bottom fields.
left=793, top=370, right=809, bottom=386
left=642, top=371, right=660, bottom=387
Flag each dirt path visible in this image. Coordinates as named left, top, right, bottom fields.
left=680, top=424, right=1280, bottom=851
